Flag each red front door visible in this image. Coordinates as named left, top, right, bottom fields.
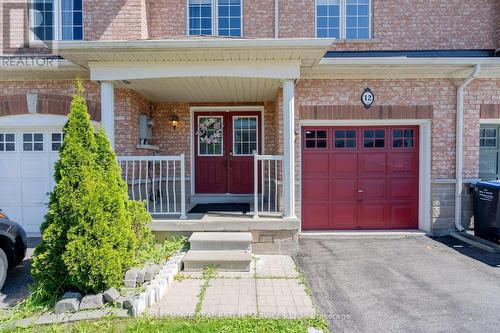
left=302, top=126, right=419, bottom=230
left=194, top=111, right=261, bottom=194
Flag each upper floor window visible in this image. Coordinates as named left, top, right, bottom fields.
left=316, top=0, right=371, bottom=39
left=188, top=0, right=242, bottom=37
left=31, top=0, right=83, bottom=41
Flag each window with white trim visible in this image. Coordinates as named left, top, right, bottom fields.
left=480, top=126, right=500, bottom=180
left=188, top=0, right=242, bottom=37
left=31, top=0, right=83, bottom=41
left=23, top=133, right=44, bottom=152
left=316, top=0, right=371, bottom=39
left=0, top=134, right=15, bottom=152
left=233, top=116, right=257, bottom=155
left=51, top=132, right=64, bottom=151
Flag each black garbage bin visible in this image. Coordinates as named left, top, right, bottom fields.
left=472, top=181, right=500, bottom=244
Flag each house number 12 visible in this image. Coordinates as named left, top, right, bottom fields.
left=361, top=88, right=375, bottom=109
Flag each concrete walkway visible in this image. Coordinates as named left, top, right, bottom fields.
left=149, top=255, right=316, bottom=318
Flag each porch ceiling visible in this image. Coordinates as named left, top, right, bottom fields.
left=116, top=76, right=281, bottom=103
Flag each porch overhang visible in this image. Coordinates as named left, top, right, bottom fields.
left=302, top=57, right=500, bottom=79
left=56, top=38, right=333, bottom=102
left=56, top=38, right=334, bottom=69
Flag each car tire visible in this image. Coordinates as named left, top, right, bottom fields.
left=0, top=249, right=7, bottom=290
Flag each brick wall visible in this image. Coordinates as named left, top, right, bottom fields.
left=328, top=0, right=498, bottom=51
left=291, top=78, right=500, bottom=234
left=278, top=0, right=314, bottom=38
left=148, top=0, right=186, bottom=39
left=497, top=1, right=500, bottom=49
left=0, top=80, right=100, bottom=112
left=244, top=0, right=275, bottom=38
left=114, top=88, right=151, bottom=156
left=84, top=0, right=148, bottom=40
left=1, top=1, right=497, bottom=50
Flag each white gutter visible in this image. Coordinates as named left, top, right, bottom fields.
left=455, top=64, right=481, bottom=232
left=274, top=0, right=279, bottom=38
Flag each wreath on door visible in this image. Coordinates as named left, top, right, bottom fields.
left=197, top=117, right=223, bottom=144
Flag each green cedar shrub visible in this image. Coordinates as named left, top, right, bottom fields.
left=31, top=79, right=99, bottom=295
left=128, top=200, right=154, bottom=258
left=31, top=79, right=142, bottom=295
left=61, top=129, right=137, bottom=293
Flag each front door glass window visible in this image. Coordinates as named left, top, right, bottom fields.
left=198, top=116, right=223, bottom=156
left=233, top=116, right=258, bottom=155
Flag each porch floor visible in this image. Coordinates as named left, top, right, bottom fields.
left=150, top=212, right=299, bottom=232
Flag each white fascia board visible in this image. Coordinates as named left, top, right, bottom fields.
left=90, top=60, right=301, bottom=81
left=0, top=114, right=100, bottom=128
left=57, top=38, right=334, bottom=51
left=319, top=57, right=500, bottom=66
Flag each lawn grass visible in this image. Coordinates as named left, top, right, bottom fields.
left=5, top=315, right=327, bottom=333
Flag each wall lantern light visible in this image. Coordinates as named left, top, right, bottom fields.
left=170, top=114, right=179, bottom=131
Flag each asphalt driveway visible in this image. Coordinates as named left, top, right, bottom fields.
left=295, top=235, right=500, bottom=333
left=0, top=238, right=40, bottom=309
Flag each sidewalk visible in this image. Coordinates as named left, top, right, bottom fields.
left=149, top=255, right=317, bottom=318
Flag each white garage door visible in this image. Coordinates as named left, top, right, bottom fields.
left=0, top=129, right=63, bottom=235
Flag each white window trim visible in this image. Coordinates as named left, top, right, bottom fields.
left=50, top=132, right=64, bottom=151
left=314, top=0, right=372, bottom=40
left=0, top=133, right=17, bottom=153
left=22, top=132, right=45, bottom=153
left=232, top=115, right=258, bottom=156
left=29, top=0, right=84, bottom=42
left=186, top=0, right=244, bottom=37
left=197, top=115, right=224, bottom=157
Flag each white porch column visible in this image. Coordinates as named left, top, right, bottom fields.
left=100, top=81, right=115, bottom=148
left=283, top=79, right=296, bottom=219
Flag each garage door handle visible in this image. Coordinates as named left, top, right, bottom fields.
left=357, top=190, right=364, bottom=193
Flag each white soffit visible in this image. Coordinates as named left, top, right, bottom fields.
left=57, top=38, right=334, bottom=68
left=116, top=77, right=281, bottom=103
left=89, top=60, right=301, bottom=81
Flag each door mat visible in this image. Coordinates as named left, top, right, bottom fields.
left=188, top=203, right=251, bottom=214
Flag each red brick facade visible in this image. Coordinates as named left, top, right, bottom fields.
left=1, top=1, right=499, bottom=236
left=2, top=1, right=498, bottom=50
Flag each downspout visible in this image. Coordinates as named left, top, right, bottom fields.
left=455, top=64, right=481, bottom=231
left=274, top=0, right=279, bottom=38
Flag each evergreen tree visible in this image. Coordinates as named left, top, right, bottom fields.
left=31, top=79, right=98, bottom=293
left=62, top=129, right=136, bottom=292
left=32, top=79, right=140, bottom=294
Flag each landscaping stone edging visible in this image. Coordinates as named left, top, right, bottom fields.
left=131, top=251, right=186, bottom=317
left=52, top=250, right=186, bottom=318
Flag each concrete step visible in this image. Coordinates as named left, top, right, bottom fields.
left=183, top=250, right=252, bottom=272
left=189, top=232, right=253, bottom=251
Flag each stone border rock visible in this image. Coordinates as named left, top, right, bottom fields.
left=131, top=251, right=186, bottom=317
left=52, top=250, right=187, bottom=318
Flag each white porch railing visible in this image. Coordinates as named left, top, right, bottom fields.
left=253, top=152, right=284, bottom=218
left=117, top=154, right=187, bottom=219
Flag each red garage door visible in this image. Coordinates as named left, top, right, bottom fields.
left=302, top=126, right=419, bottom=230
